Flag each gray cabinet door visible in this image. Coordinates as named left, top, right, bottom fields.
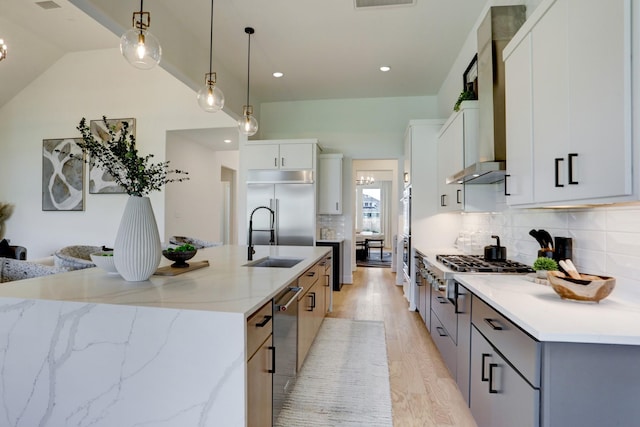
left=470, top=327, right=539, bottom=427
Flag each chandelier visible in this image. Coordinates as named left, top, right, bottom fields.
left=356, top=176, right=375, bottom=186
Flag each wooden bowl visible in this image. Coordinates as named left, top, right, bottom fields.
left=547, top=271, right=615, bottom=303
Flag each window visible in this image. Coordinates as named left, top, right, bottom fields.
left=361, top=188, right=381, bottom=233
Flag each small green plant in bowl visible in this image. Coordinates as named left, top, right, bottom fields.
left=162, top=243, right=197, bottom=268
left=533, top=257, right=558, bottom=279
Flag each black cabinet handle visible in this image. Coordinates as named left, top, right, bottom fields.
left=504, top=174, right=511, bottom=196
left=436, top=326, right=447, bottom=337
left=255, top=315, right=272, bottom=328
left=274, top=157, right=278, bottom=167
left=456, top=189, right=462, bottom=204
left=307, top=292, right=316, bottom=311
left=281, top=157, right=285, bottom=167
left=568, top=153, right=579, bottom=185
left=440, top=194, right=447, bottom=207
left=268, top=346, right=276, bottom=373
left=554, top=158, right=564, bottom=187
left=484, top=318, right=503, bottom=330
left=489, top=363, right=499, bottom=393
left=306, top=271, right=316, bottom=277
left=481, top=353, right=491, bottom=381
left=335, top=202, right=339, bottom=211
left=436, top=296, right=448, bottom=304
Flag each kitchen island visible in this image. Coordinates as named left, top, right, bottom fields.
left=0, top=245, right=330, bottom=427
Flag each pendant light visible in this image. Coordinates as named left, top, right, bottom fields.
left=0, top=39, right=7, bottom=62
left=197, top=0, right=224, bottom=112
left=238, top=27, right=258, bottom=136
left=120, top=0, right=162, bottom=70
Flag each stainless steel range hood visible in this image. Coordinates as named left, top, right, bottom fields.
left=448, top=6, right=525, bottom=185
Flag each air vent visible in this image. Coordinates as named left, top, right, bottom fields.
left=354, top=0, right=415, bottom=8
left=35, top=1, right=61, bottom=10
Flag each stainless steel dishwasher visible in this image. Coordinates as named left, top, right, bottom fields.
left=273, top=286, right=303, bottom=423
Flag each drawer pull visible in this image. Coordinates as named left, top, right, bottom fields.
left=436, top=326, right=448, bottom=337
left=306, top=271, right=316, bottom=278
left=269, top=346, right=276, bottom=374
left=481, top=353, right=491, bottom=382
left=554, top=157, right=564, bottom=187
left=488, top=363, right=499, bottom=394
left=568, top=153, right=579, bottom=185
left=436, top=296, right=448, bottom=304
left=307, top=292, right=316, bottom=311
left=484, top=318, right=503, bottom=330
left=255, top=315, right=272, bottom=328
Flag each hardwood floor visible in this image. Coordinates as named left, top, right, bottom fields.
left=328, top=267, right=477, bottom=427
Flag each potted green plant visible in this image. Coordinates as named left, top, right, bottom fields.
left=532, top=257, right=558, bottom=279
left=74, top=116, right=190, bottom=281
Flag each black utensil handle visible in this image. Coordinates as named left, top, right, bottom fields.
left=555, top=158, right=564, bottom=187
left=568, top=153, right=579, bottom=185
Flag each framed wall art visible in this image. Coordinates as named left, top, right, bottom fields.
left=88, top=118, right=136, bottom=194
left=42, top=138, right=85, bottom=211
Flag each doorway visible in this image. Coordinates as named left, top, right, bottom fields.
left=352, top=159, right=399, bottom=269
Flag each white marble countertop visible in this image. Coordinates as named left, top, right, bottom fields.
left=0, top=244, right=330, bottom=317
left=316, top=238, right=345, bottom=243
left=455, top=273, right=640, bottom=346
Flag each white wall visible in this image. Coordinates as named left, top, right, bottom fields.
left=165, top=136, right=239, bottom=244
left=0, top=48, right=236, bottom=259
left=258, top=96, right=438, bottom=282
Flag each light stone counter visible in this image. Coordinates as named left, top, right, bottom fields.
left=455, top=273, right=640, bottom=345
left=0, top=244, right=330, bottom=427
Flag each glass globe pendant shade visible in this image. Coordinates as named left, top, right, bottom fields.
left=197, top=73, right=225, bottom=112
left=120, top=28, right=162, bottom=70
left=239, top=105, right=258, bottom=136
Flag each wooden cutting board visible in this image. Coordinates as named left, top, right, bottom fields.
left=154, top=259, right=210, bottom=276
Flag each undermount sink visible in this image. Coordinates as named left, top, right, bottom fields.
left=244, top=257, right=304, bottom=268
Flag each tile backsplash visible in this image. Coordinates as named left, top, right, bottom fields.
left=317, top=215, right=346, bottom=240
left=461, top=204, right=640, bottom=297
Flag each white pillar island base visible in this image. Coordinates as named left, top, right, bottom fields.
left=0, top=245, right=330, bottom=427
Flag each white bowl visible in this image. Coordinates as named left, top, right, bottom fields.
left=90, top=251, right=117, bottom=274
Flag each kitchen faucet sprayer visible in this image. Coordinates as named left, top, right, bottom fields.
left=247, top=206, right=275, bottom=260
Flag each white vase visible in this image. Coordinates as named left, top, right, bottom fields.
left=114, top=196, right=162, bottom=281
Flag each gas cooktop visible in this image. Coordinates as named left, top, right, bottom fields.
left=436, top=254, right=533, bottom=273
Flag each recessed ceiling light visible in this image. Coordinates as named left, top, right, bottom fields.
left=273, top=72, right=284, bottom=78
left=224, top=139, right=232, bottom=144
left=379, top=66, right=391, bottom=72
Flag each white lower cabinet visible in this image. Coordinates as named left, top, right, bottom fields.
left=470, top=327, right=539, bottom=427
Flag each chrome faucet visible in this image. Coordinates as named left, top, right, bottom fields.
left=248, top=206, right=275, bottom=260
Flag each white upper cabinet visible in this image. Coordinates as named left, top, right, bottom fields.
left=317, top=154, right=343, bottom=214
left=437, top=102, right=480, bottom=212
left=504, top=0, right=632, bottom=206
left=245, top=141, right=315, bottom=170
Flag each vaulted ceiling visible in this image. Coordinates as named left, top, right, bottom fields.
left=1, top=0, right=488, bottom=117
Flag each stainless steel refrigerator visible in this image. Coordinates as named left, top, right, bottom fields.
left=247, top=171, right=315, bottom=246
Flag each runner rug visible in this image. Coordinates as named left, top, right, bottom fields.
left=275, top=318, right=393, bottom=426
